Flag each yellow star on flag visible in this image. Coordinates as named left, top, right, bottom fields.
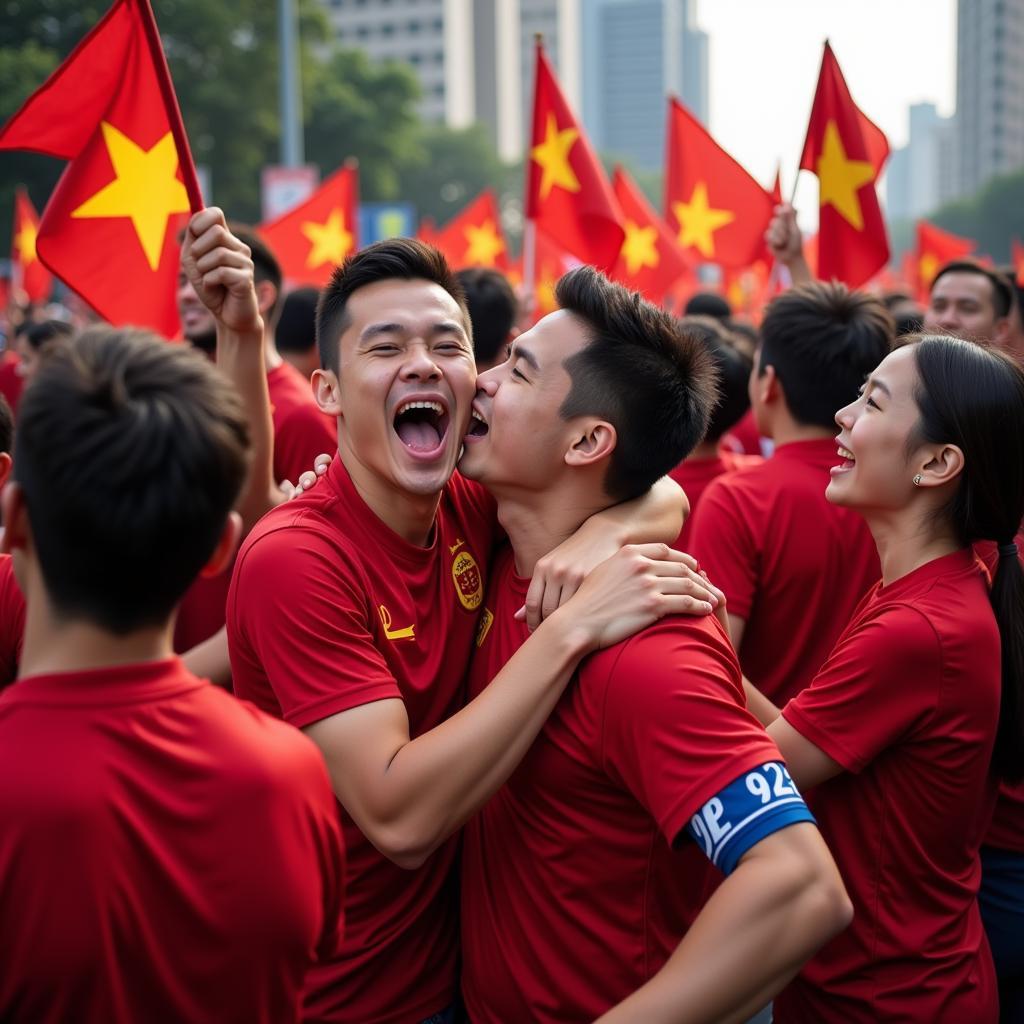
left=537, top=270, right=558, bottom=316
left=816, top=120, right=876, bottom=232
left=619, top=220, right=660, bottom=276
left=302, top=209, right=353, bottom=269
left=463, top=219, right=505, bottom=266
left=72, top=121, right=189, bottom=272
left=919, top=251, right=939, bottom=286
left=14, top=221, right=38, bottom=265
left=672, top=182, right=735, bottom=260
left=531, top=113, right=581, bottom=201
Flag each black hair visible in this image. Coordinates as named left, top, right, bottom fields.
left=684, top=291, right=732, bottom=322
left=24, top=320, right=74, bottom=352
left=759, top=281, right=894, bottom=429
left=680, top=316, right=752, bottom=442
left=456, top=267, right=518, bottom=369
left=555, top=267, right=719, bottom=501
left=912, top=335, right=1024, bottom=781
left=228, top=224, right=284, bottom=326
left=316, top=238, right=469, bottom=374
left=13, top=327, right=250, bottom=634
left=276, top=287, right=320, bottom=355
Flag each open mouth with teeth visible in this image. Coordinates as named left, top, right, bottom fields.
left=834, top=444, right=856, bottom=472
left=393, top=399, right=451, bottom=456
left=465, top=407, right=489, bottom=440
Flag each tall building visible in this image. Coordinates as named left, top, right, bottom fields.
left=885, top=103, right=954, bottom=222
left=581, top=0, right=709, bottom=171
left=954, top=0, right=1024, bottom=197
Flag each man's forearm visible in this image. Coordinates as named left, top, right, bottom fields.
left=592, top=475, right=687, bottom=547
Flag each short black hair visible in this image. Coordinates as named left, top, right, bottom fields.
left=680, top=316, right=752, bottom=443
left=276, top=286, right=320, bottom=355
left=228, top=224, right=284, bottom=326
left=684, top=291, right=732, bottom=322
left=316, top=238, right=469, bottom=375
left=759, top=282, right=894, bottom=429
left=24, top=319, right=74, bottom=352
left=14, top=327, right=251, bottom=634
left=556, top=267, right=718, bottom=501
left=456, top=267, right=518, bottom=368
left=0, top=395, right=11, bottom=456
left=931, top=260, right=1014, bottom=320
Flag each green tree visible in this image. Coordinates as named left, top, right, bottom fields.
left=929, top=168, right=1024, bottom=263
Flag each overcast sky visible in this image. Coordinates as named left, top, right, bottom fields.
left=695, top=0, right=957, bottom=227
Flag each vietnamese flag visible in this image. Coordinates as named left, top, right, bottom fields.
left=664, top=98, right=774, bottom=270
left=428, top=189, right=510, bottom=272
left=914, top=220, right=975, bottom=301
left=609, top=166, right=694, bottom=303
left=12, top=187, right=53, bottom=303
left=260, top=162, right=359, bottom=286
left=799, top=42, right=889, bottom=287
left=1012, top=239, right=1024, bottom=288
left=0, top=0, right=201, bottom=339
left=526, top=41, right=623, bottom=270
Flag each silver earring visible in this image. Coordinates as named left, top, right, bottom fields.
left=913, top=474, right=923, bottom=486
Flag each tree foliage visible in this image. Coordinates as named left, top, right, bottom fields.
left=929, top=167, right=1024, bottom=263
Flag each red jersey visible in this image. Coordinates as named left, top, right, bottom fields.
left=687, top=437, right=880, bottom=705
left=777, top=549, right=1000, bottom=1023
left=173, top=562, right=234, bottom=654
left=0, top=554, right=24, bottom=688
left=0, top=351, right=23, bottom=416
left=0, top=657, right=344, bottom=1024
left=228, top=456, right=497, bottom=1024
left=719, top=407, right=762, bottom=456
left=669, top=450, right=763, bottom=551
left=461, top=546, right=798, bottom=1024
left=267, top=361, right=337, bottom=485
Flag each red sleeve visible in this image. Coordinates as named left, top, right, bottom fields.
left=686, top=476, right=759, bottom=620
left=0, top=559, right=25, bottom=689
left=782, top=604, right=941, bottom=773
left=596, top=620, right=784, bottom=845
left=230, top=524, right=401, bottom=729
left=273, top=405, right=338, bottom=486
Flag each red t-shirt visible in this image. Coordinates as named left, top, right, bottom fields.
left=687, top=437, right=880, bottom=705
left=461, top=546, right=790, bottom=1024
left=0, top=351, right=23, bottom=416
left=777, top=550, right=1000, bottom=1023
left=0, top=657, right=344, bottom=1024
left=669, top=450, right=763, bottom=551
left=172, top=561, right=234, bottom=654
left=267, top=361, right=337, bottom=485
left=0, top=554, right=25, bottom=688
left=228, top=456, right=497, bottom=1024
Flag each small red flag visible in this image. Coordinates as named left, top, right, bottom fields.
left=609, top=166, right=694, bottom=304
left=664, top=98, right=774, bottom=270
left=12, top=187, right=53, bottom=304
left=0, top=0, right=200, bottom=338
left=427, top=189, right=510, bottom=272
left=260, top=163, right=359, bottom=287
left=1012, top=240, right=1024, bottom=288
left=417, top=217, right=439, bottom=248
left=799, top=42, right=889, bottom=287
left=526, top=41, right=623, bottom=270
left=913, top=220, right=976, bottom=301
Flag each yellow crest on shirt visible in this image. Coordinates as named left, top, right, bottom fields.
left=452, top=548, right=483, bottom=611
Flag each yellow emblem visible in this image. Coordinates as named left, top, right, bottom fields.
left=475, top=608, right=494, bottom=648
left=451, top=549, right=483, bottom=611
left=378, top=604, right=415, bottom=641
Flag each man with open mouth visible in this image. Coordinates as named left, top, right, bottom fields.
left=227, top=236, right=716, bottom=1024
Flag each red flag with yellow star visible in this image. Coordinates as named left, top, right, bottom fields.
left=526, top=41, right=623, bottom=270
left=0, top=0, right=201, bottom=338
left=664, top=98, right=774, bottom=270
left=11, top=187, right=52, bottom=303
left=428, top=189, right=510, bottom=272
left=260, top=163, right=359, bottom=286
left=609, top=166, right=693, bottom=303
left=799, top=42, right=889, bottom=287
left=913, top=220, right=975, bottom=301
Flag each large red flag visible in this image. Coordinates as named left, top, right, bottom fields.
left=260, top=163, right=359, bottom=286
left=609, top=166, right=694, bottom=303
left=526, top=41, right=623, bottom=270
left=427, top=189, right=510, bottom=272
left=664, top=98, right=773, bottom=270
left=12, top=187, right=53, bottom=304
left=0, top=0, right=201, bottom=338
left=914, top=220, right=976, bottom=301
left=799, top=42, right=889, bottom=287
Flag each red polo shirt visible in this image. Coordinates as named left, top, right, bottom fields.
left=228, top=456, right=496, bottom=1024
left=669, top=450, right=763, bottom=552
left=0, top=554, right=24, bottom=688
left=777, top=550, right=999, bottom=1023
left=687, top=437, right=880, bottom=705
left=267, top=361, right=337, bottom=485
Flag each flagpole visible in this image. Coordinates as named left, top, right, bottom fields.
left=522, top=33, right=544, bottom=317
left=136, top=0, right=204, bottom=211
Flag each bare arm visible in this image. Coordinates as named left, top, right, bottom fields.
left=181, top=626, right=231, bottom=689
left=595, top=824, right=852, bottom=1024
left=767, top=716, right=844, bottom=792
left=743, top=674, right=779, bottom=726
left=766, top=203, right=814, bottom=287
left=305, top=545, right=718, bottom=869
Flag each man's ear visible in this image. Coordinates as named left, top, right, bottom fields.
left=0, top=480, right=29, bottom=555
left=994, top=317, right=1012, bottom=347
left=312, top=368, right=342, bottom=417
left=565, top=420, right=617, bottom=468
left=757, top=364, right=781, bottom=407
left=255, top=279, right=278, bottom=319
left=199, top=511, right=243, bottom=579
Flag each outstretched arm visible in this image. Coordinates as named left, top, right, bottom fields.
left=766, top=203, right=814, bottom=287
